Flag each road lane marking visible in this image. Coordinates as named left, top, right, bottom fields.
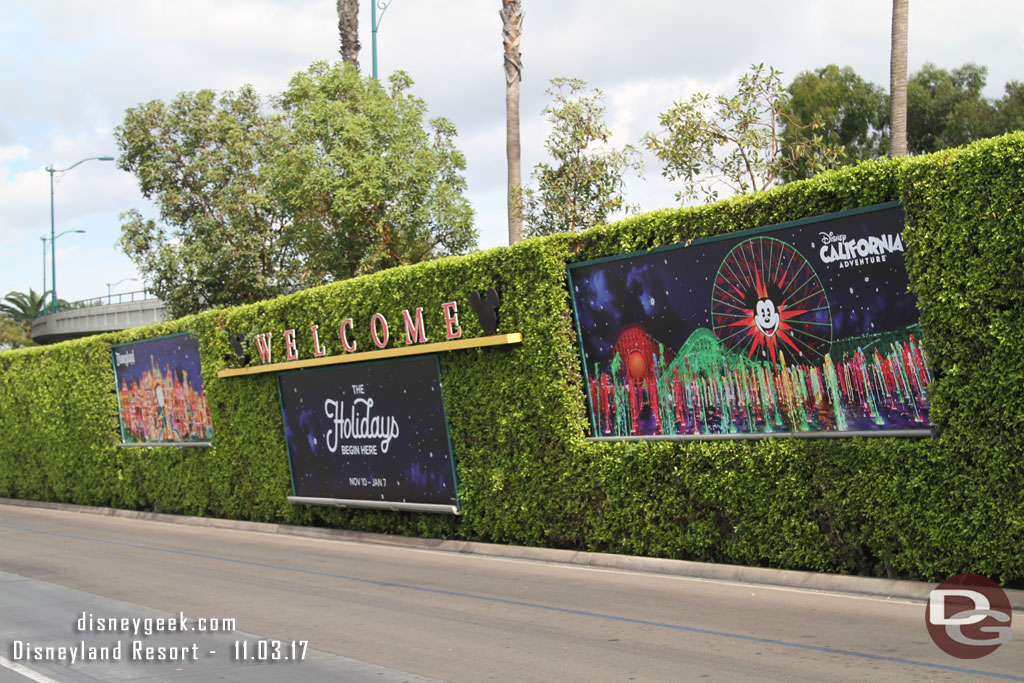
left=0, top=655, right=63, bottom=683
left=1, top=522, right=1021, bottom=681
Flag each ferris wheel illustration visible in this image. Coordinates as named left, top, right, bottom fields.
left=710, top=236, right=832, bottom=366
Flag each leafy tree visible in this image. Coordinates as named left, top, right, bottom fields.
left=0, top=289, right=51, bottom=335
left=524, top=78, right=641, bottom=236
left=501, top=0, right=524, bottom=244
left=782, top=65, right=889, bottom=181
left=117, top=85, right=297, bottom=318
left=907, top=62, right=999, bottom=154
left=644, top=64, right=842, bottom=203
left=996, top=80, right=1024, bottom=132
left=0, top=318, right=35, bottom=350
left=271, top=63, right=476, bottom=280
left=116, top=62, right=476, bottom=318
left=785, top=62, right=1021, bottom=163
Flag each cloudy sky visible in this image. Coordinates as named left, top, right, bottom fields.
left=1, top=0, right=1021, bottom=305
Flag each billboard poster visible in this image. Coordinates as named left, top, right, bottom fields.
left=568, top=202, right=933, bottom=439
left=111, top=333, right=213, bottom=445
left=277, top=355, right=459, bottom=513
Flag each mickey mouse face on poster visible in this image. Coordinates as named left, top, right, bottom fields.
left=744, top=281, right=785, bottom=340
left=755, top=298, right=780, bottom=337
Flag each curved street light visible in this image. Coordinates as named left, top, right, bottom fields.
left=41, top=229, right=86, bottom=299
left=46, top=156, right=114, bottom=313
left=106, top=277, right=138, bottom=299
left=371, top=1, right=393, bottom=80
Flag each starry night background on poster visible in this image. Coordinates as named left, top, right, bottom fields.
left=112, top=334, right=205, bottom=393
left=111, top=333, right=213, bottom=444
left=278, top=355, right=458, bottom=507
left=569, top=204, right=933, bottom=437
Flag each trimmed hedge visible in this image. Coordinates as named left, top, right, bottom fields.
left=2, top=133, right=1022, bottom=584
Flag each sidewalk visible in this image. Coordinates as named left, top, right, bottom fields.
left=3, top=496, right=1021, bottom=610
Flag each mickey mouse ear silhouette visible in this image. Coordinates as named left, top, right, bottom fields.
left=469, top=287, right=500, bottom=335
left=228, top=332, right=250, bottom=365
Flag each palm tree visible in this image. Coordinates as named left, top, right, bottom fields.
left=501, top=0, right=524, bottom=244
left=0, top=289, right=51, bottom=335
left=337, top=0, right=360, bottom=68
left=889, top=0, right=908, bottom=156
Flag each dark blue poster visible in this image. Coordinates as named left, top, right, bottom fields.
left=278, top=355, right=459, bottom=513
left=111, top=333, right=213, bottom=445
left=568, top=203, right=933, bottom=439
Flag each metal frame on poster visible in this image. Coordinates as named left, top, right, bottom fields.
left=277, top=354, right=461, bottom=515
left=566, top=201, right=935, bottom=441
left=110, top=331, right=213, bottom=448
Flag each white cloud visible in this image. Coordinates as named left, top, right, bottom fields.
left=2, top=0, right=1023, bottom=298
left=0, top=144, right=30, bottom=163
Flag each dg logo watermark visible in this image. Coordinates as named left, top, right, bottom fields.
left=926, top=573, right=1013, bottom=658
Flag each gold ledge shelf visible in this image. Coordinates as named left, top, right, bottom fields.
left=217, top=332, right=522, bottom=378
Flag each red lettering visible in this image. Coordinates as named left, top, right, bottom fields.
left=340, top=319, right=356, bottom=353
left=310, top=324, right=327, bottom=357
left=441, top=301, right=462, bottom=340
left=253, top=333, right=273, bottom=364
left=284, top=329, right=298, bottom=360
left=401, top=308, right=428, bottom=345
left=370, top=313, right=389, bottom=348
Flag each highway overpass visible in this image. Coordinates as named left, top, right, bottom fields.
left=31, top=292, right=167, bottom=344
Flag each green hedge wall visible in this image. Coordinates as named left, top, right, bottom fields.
left=2, top=133, right=1022, bottom=584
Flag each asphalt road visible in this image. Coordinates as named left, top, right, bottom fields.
left=0, top=504, right=1020, bottom=682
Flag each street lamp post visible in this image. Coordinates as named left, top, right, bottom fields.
left=106, top=277, right=138, bottom=301
left=46, top=156, right=114, bottom=313
left=371, top=0, right=393, bottom=80
left=41, top=229, right=86, bottom=300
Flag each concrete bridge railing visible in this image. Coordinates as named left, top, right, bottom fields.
left=32, top=298, right=168, bottom=344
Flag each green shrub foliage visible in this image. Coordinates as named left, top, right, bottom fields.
left=2, top=134, right=1022, bottom=583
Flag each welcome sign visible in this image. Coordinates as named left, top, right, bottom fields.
left=278, top=355, right=459, bottom=513
left=568, top=202, right=933, bottom=439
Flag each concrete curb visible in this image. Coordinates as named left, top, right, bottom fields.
left=4, top=497, right=1022, bottom=611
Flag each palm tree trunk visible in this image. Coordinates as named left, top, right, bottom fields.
left=889, top=0, right=908, bottom=156
left=337, top=0, right=360, bottom=69
left=501, top=0, right=524, bottom=244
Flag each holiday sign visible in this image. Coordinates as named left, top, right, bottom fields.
left=277, top=355, right=458, bottom=513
